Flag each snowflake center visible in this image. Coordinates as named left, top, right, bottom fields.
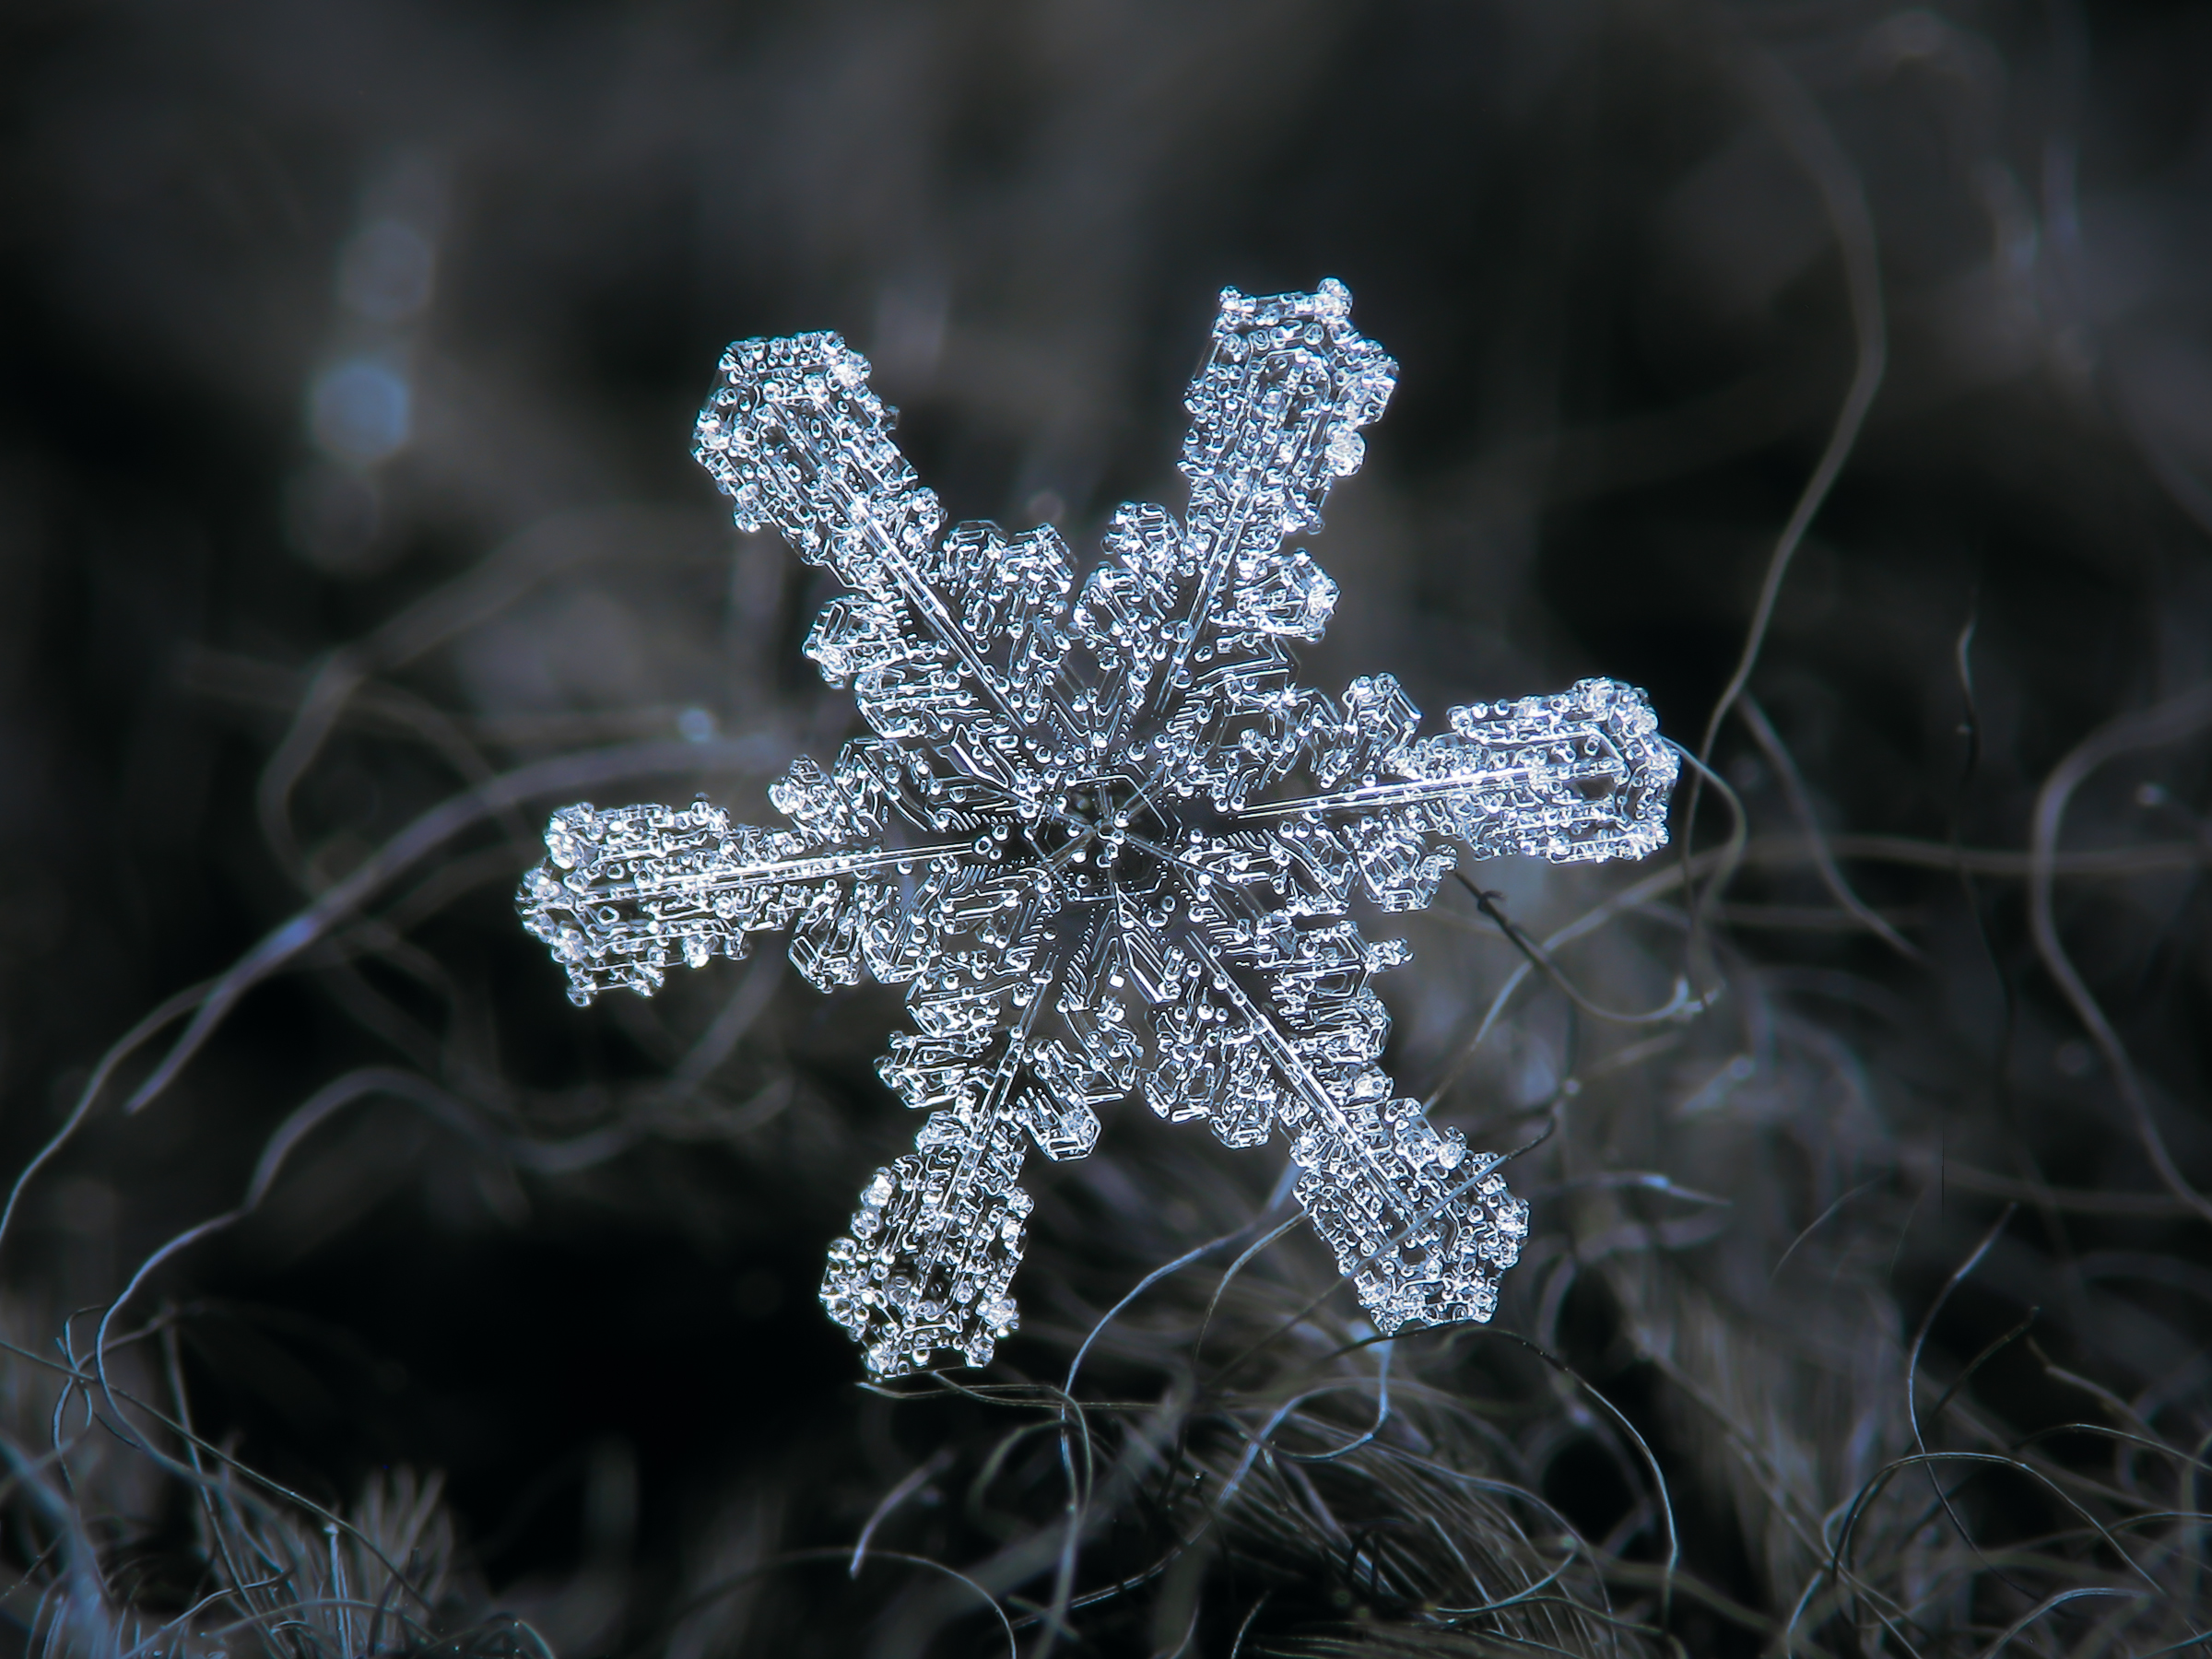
left=1021, top=776, right=1175, bottom=898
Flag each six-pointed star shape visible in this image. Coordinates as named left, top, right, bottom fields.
left=517, top=281, right=1677, bottom=1379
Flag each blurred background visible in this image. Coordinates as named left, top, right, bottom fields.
left=4, top=1, right=2211, bottom=1653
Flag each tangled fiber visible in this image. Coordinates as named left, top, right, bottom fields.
left=4, top=1, right=2210, bottom=1653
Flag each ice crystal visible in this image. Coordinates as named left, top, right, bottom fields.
left=517, top=281, right=1677, bottom=1379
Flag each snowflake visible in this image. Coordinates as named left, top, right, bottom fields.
left=517, top=281, right=1677, bottom=1380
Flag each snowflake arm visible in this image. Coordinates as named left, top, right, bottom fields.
left=1231, top=673, right=1679, bottom=913
left=518, top=740, right=987, bottom=1004
left=822, top=1015, right=1041, bottom=1379
left=1177, top=917, right=1530, bottom=1331
left=691, top=334, right=1077, bottom=794
left=1054, top=281, right=1393, bottom=776
left=828, top=882, right=1109, bottom=1376
left=1153, top=277, right=1394, bottom=705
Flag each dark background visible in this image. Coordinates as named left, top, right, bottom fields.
left=4, top=2, right=2211, bottom=1655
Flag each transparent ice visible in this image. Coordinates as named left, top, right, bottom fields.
left=518, top=281, right=1678, bottom=1380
